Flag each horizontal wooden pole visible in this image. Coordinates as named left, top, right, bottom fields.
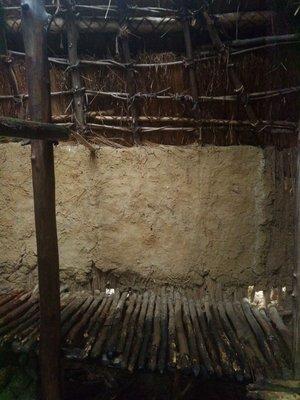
left=5, top=11, right=276, bottom=35
left=0, top=117, right=70, bottom=140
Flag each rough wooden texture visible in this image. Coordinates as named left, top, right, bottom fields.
left=21, top=0, right=61, bottom=398
left=294, top=122, right=300, bottom=379
left=0, top=116, right=69, bottom=140
left=0, top=289, right=293, bottom=381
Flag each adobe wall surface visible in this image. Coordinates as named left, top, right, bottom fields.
left=0, top=143, right=294, bottom=292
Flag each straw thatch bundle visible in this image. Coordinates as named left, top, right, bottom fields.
left=0, top=0, right=299, bottom=147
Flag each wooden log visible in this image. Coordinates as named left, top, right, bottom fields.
left=1, top=303, right=39, bottom=343
left=225, top=301, right=263, bottom=381
left=6, top=11, right=277, bottom=35
left=66, top=296, right=102, bottom=347
left=168, top=295, right=179, bottom=369
left=128, top=292, right=150, bottom=371
left=61, top=296, right=93, bottom=339
left=117, top=0, right=140, bottom=144
left=94, top=291, right=122, bottom=361
left=0, top=292, right=29, bottom=317
left=63, top=0, right=86, bottom=129
left=0, top=116, right=70, bottom=140
left=115, top=293, right=137, bottom=358
left=294, top=119, right=300, bottom=379
left=121, top=294, right=142, bottom=369
left=0, top=293, right=20, bottom=308
left=0, top=295, right=37, bottom=333
left=174, top=291, right=191, bottom=372
left=241, top=299, right=278, bottom=373
left=181, top=296, right=201, bottom=376
left=195, top=300, right=222, bottom=377
left=188, top=298, right=214, bottom=376
left=201, top=9, right=258, bottom=126
left=251, top=306, right=291, bottom=373
left=218, top=301, right=250, bottom=379
left=204, top=299, right=234, bottom=377
left=105, top=291, right=128, bottom=359
left=137, top=292, right=155, bottom=370
left=21, top=0, right=62, bottom=396
left=268, top=305, right=292, bottom=352
left=148, top=295, right=161, bottom=372
left=158, top=288, right=168, bottom=374
left=81, top=293, right=108, bottom=359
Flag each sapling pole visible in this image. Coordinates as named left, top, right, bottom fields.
left=21, top=0, right=61, bottom=398
left=294, top=120, right=300, bottom=379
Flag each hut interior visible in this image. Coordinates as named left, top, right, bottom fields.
left=0, top=0, right=300, bottom=399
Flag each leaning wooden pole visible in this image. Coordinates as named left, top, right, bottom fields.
left=294, top=120, right=300, bottom=379
left=21, top=0, right=61, bottom=398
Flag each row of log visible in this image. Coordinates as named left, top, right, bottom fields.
left=0, top=288, right=293, bottom=381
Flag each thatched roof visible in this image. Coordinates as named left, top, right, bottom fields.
left=0, top=0, right=299, bottom=147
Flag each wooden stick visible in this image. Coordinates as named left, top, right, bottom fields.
left=105, top=291, right=128, bottom=359
left=268, top=305, right=292, bottom=352
left=128, top=292, right=149, bottom=371
left=121, top=294, right=142, bottom=369
left=148, top=294, right=161, bottom=372
left=167, top=294, right=177, bottom=369
left=158, top=288, right=168, bottom=373
left=21, top=1, right=62, bottom=395
left=95, top=291, right=122, bottom=362
left=241, top=299, right=277, bottom=371
left=117, top=0, right=140, bottom=144
left=116, top=293, right=137, bottom=357
left=90, top=293, right=117, bottom=358
left=0, top=116, right=70, bottom=140
left=137, top=292, right=155, bottom=370
left=294, top=119, right=300, bottom=379
left=182, top=295, right=201, bottom=376
left=5, top=11, right=277, bottom=35
left=9, top=33, right=299, bottom=68
left=201, top=9, right=258, bottom=126
left=174, top=291, right=190, bottom=372
left=63, top=0, right=86, bottom=130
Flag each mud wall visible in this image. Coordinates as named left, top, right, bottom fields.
left=0, top=143, right=295, bottom=292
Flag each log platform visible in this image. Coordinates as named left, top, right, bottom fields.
left=0, top=288, right=294, bottom=381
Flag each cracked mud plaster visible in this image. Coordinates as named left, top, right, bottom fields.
left=0, top=143, right=294, bottom=291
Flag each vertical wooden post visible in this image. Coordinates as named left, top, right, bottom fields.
left=201, top=9, right=258, bottom=126
left=64, top=0, right=85, bottom=127
left=294, top=121, right=300, bottom=379
left=178, top=2, right=198, bottom=101
left=117, top=0, right=140, bottom=145
left=21, top=1, right=61, bottom=399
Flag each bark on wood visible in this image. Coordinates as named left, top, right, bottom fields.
left=21, top=0, right=62, bottom=397
left=138, top=292, right=155, bottom=370
left=294, top=120, right=300, bottom=379
left=128, top=292, right=149, bottom=371
left=148, top=295, right=161, bottom=371
left=201, top=9, right=258, bottom=126
left=90, top=293, right=117, bottom=358
left=158, top=288, right=168, bottom=374
left=6, top=11, right=277, bottom=35
left=63, top=0, right=85, bottom=128
left=105, top=291, right=128, bottom=359
left=121, top=294, right=142, bottom=369
left=0, top=116, right=69, bottom=140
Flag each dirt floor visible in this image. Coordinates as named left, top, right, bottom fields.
left=0, top=144, right=295, bottom=293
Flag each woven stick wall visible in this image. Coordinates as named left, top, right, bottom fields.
left=0, top=0, right=299, bottom=147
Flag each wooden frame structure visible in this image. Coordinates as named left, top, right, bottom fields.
left=0, top=0, right=299, bottom=397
